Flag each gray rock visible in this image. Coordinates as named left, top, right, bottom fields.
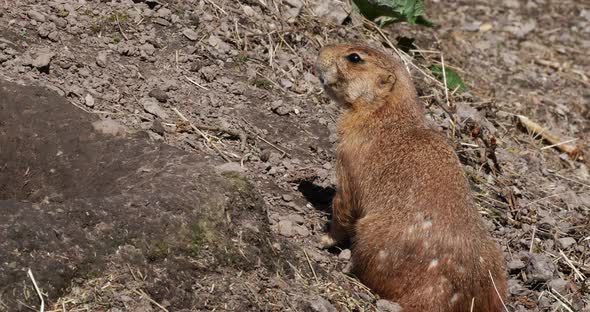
left=280, top=79, right=293, bottom=89
left=84, top=94, right=95, bottom=108
left=215, top=162, right=245, bottom=174
left=284, top=0, right=303, bottom=7
left=151, top=120, right=166, bottom=135
left=142, top=98, right=169, bottom=120
left=183, top=29, right=199, bottom=41
left=288, top=214, right=305, bottom=225
left=92, top=119, right=127, bottom=137
left=208, top=35, right=231, bottom=53
left=139, top=43, right=156, bottom=56
left=47, top=31, right=60, bottom=42
left=28, top=10, right=46, bottom=22
left=32, top=52, right=55, bottom=73
left=526, top=254, right=556, bottom=283
left=282, top=194, right=293, bottom=202
left=547, top=278, right=568, bottom=293
left=277, top=220, right=294, bottom=237
left=557, top=237, right=576, bottom=249
left=342, top=261, right=353, bottom=274
left=311, top=0, right=348, bottom=25
left=271, top=100, right=292, bottom=116
left=294, top=225, right=310, bottom=237
left=53, top=17, right=67, bottom=29
left=148, top=88, right=169, bottom=103
left=242, top=6, right=257, bottom=17
left=153, top=17, right=170, bottom=26
left=154, top=7, right=172, bottom=19
left=306, top=297, right=337, bottom=312
left=338, top=249, right=351, bottom=260
left=507, top=279, right=530, bottom=296
left=96, top=51, right=108, bottom=68
left=507, top=259, right=526, bottom=272
left=376, top=299, right=402, bottom=312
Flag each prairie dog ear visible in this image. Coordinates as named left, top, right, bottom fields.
left=378, top=73, right=397, bottom=91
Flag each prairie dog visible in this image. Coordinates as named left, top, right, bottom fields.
left=316, top=44, right=507, bottom=312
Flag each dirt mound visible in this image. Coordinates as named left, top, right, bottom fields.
left=0, top=79, right=281, bottom=311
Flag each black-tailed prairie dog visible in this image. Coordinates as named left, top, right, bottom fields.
left=316, top=44, right=507, bottom=312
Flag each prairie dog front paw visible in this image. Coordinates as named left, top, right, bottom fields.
left=319, top=234, right=337, bottom=249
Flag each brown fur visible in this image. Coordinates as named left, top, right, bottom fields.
left=316, top=44, right=507, bottom=312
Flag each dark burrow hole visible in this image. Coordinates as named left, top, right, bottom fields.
left=297, top=180, right=335, bottom=212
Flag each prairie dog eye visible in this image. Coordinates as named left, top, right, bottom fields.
left=346, top=53, right=363, bottom=64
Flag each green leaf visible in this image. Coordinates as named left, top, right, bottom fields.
left=352, top=0, right=434, bottom=27
left=430, top=65, right=468, bottom=92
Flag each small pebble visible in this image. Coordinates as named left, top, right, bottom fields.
left=376, top=299, right=402, bottom=312
left=557, top=237, right=576, bottom=249
left=27, top=10, right=46, bottom=22
left=507, top=259, right=525, bottom=272
left=142, top=98, right=169, bottom=120
left=183, top=28, right=199, bottom=41
left=148, top=88, right=169, bottom=103
left=84, top=94, right=95, bottom=108
left=96, top=51, right=108, bottom=67
left=277, top=220, right=294, bottom=237
left=306, top=297, right=337, bottom=312
left=338, top=249, right=351, bottom=260
left=526, top=254, right=556, bottom=283
left=32, top=52, right=55, bottom=73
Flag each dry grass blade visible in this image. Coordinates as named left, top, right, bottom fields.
left=240, top=117, right=291, bottom=157
left=133, top=289, right=169, bottom=312
left=440, top=53, right=451, bottom=107
left=172, top=107, right=231, bottom=162
left=558, top=249, right=587, bottom=282
left=366, top=20, right=442, bottom=87
left=546, top=289, right=575, bottom=312
left=184, top=75, right=210, bottom=91
left=303, top=249, right=319, bottom=283
left=114, top=13, right=129, bottom=41
left=204, top=0, right=227, bottom=14
left=27, top=269, right=44, bottom=312
left=488, top=270, right=509, bottom=312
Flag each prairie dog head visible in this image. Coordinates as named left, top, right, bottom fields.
left=316, top=44, right=415, bottom=110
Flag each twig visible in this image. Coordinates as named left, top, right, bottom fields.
left=194, top=124, right=249, bottom=151
left=133, top=289, right=169, bottom=312
left=488, top=270, right=509, bottom=312
left=540, top=138, right=578, bottom=150
left=173, top=108, right=231, bottom=162
left=204, top=0, right=227, bottom=14
left=184, top=75, right=209, bottom=91
left=546, top=289, right=575, bottom=312
left=552, top=173, right=590, bottom=189
left=175, top=109, right=248, bottom=150
left=303, top=249, right=319, bottom=283
left=241, top=118, right=291, bottom=157
left=114, top=13, right=129, bottom=41
left=516, top=115, right=584, bottom=160
left=27, top=269, right=44, bottom=312
left=558, top=249, right=587, bottom=281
